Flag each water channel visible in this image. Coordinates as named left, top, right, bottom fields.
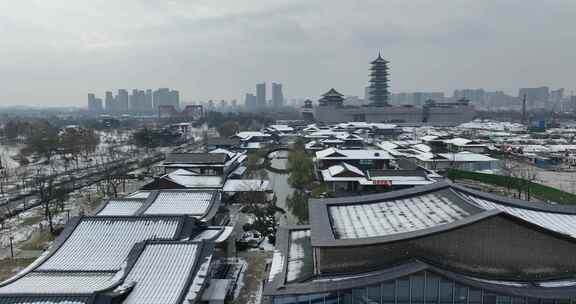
left=266, top=150, right=309, bottom=226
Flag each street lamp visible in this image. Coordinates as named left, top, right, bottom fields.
left=9, top=235, right=14, bottom=259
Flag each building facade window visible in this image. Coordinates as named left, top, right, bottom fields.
left=269, top=271, right=576, bottom=304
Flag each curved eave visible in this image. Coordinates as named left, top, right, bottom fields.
left=309, top=181, right=576, bottom=247
left=453, top=184, right=576, bottom=215
left=311, top=209, right=504, bottom=247
left=0, top=215, right=189, bottom=288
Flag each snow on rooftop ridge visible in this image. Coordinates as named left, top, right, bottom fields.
left=268, top=250, right=285, bottom=282
left=122, top=243, right=200, bottom=304
left=0, top=272, right=118, bottom=294
left=437, top=152, right=497, bottom=162
left=316, top=148, right=393, bottom=160
left=326, top=162, right=365, bottom=178
left=144, top=191, right=214, bottom=216
left=462, top=193, right=576, bottom=238
left=286, top=229, right=312, bottom=283
left=329, top=193, right=471, bottom=239
left=126, top=191, right=151, bottom=199
left=97, top=200, right=145, bottom=216
left=38, top=218, right=180, bottom=271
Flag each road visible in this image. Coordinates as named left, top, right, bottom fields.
left=0, top=152, right=165, bottom=217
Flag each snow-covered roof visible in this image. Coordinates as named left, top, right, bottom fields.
left=325, top=163, right=364, bottom=178
left=458, top=120, right=526, bottom=132
left=305, top=131, right=350, bottom=139
left=97, top=199, right=146, bottom=216
left=328, top=191, right=472, bottom=239
left=192, top=227, right=234, bottom=243
left=268, top=125, right=294, bottom=132
left=320, top=138, right=344, bottom=144
left=316, top=148, right=394, bottom=160
left=144, top=191, right=217, bottom=217
left=437, top=152, right=498, bottom=162
left=286, top=229, right=313, bottom=283
left=126, top=191, right=152, bottom=199
left=0, top=272, right=117, bottom=294
left=420, top=135, right=439, bottom=142
left=209, top=148, right=236, bottom=158
left=371, top=123, right=398, bottom=129
left=444, top=138, right=473, bottom=146
left=164, top=171, right=223, bottom=188
left=461, top=192, right=576, bottom=238
left=222, top=179, right=272, bottom=192
left=38, top=217, right=181, bottom=271
left=376, top=141, right=399, bottom=151
left=235, top=131, right=271, bottom=140
left=412, top=143, right=432, bottom=152
left=121, top=242, right=206, bottom=304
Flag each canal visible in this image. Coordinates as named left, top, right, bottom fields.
left=266, top=150, right=309, bottom=225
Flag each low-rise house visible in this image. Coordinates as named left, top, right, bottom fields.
left=141, top=169, right=224, bottom=190
left=414, top=151, right=499, bottom=172
left=204, top=137, right=241, bottom=151
left=315, top=148, right=394, bottom=171
left=233, top=131, right=273, bottom=146
left=444, top=138, right=488, bottom=153
left=161, top=152, right=244, bottom=176
left=320, top=162, right=436, bottom=193
left=96, top=189, right=226, bottom=225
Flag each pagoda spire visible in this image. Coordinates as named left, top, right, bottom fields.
left=368, top=53, right=390, bottom=106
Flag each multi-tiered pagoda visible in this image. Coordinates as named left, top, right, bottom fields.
left=369, top=53, right=390, bottom=106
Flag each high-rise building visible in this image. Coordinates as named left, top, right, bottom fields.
left=130, top=89, right=150, bottom=114
left=105, top=91, right=115, bottom=113
left=245, top=93, right=257, bottom=111
left=256, top=83, right=266, bottom=108
left=117, top=89, right=129, bottom=114
left=145, top=89, right=153, bottom=113
left=272, top=83, right=284, bottom=107
left=550, top=88, right=564, bottom=107
left=519, top=87, right=549, bottom=109
left=454, top=89, right=486, bottom=105
left=87, top=93, right=103, bottom=113
left=153, top=88, right=180, bottom=111
left=368, top=53, right=390, bottom=106
left=169, top=90, right=180, bottom=109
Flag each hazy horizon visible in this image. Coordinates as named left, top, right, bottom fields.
left=1, top=0, right=575, bottom=107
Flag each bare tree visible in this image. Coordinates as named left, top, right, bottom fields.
left=500, top=154, right=521, bottom=195
left=32, top=169, right=58, bottom=234
left=514, top=167, right=538, bottom=201
left=100, top=166, right=125, bottom=198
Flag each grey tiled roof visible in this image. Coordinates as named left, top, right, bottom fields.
left=96, top=199, right=146, bottom=216
left=0, top=271, right=117, bottom=294
left=122, top=242, right=203, bottom=304
left=164, top=153, right=228, bottom=165
left=38, top=217, right=182, bottom=271
left=143, top=191, right=217, bottom=218
left=329, top=190, right=473, bottom=239
left=0, top=296, right=90, bottom=304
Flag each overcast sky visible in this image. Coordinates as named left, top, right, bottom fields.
left=0, top=0, right=575, bottom=106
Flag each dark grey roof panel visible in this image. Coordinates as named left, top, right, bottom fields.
left=164, top=153, right=228, bottom=165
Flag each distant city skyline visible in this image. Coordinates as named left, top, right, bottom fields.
left=2, top=1, right=576, bottom=106
left=87, top=88, right=179, bottom=114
